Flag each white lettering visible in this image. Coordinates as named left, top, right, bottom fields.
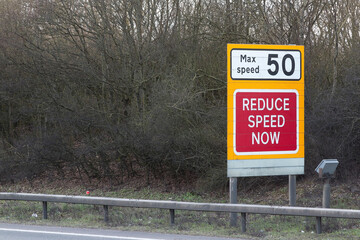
left=241, top=97, right=291, bottom=111
left=258, top=98, right=265, bottom=111
left=250, top=98, right=257, bottom=110
left=270, top=115, right=277, bottom=127
left=252, top=132, right=260, bottom=145
left=243, top=98, right=249, bottom=111
left=284, top=98, right=290, bottom=110
left=263, top=115, right=270, bottom=127
left=270, top=132, right=280, bottom=144
left=261, top=132, right=269, bottom=144
left=278, top=115, right=285, bottom=127
left=248, top=115, right=286, bottom=128
left=266, top=98, right=274, bottom=110
left=275, top=98, right=282, bottom=110
left=251, top=132, right=281, bottom=145
left=256, top=115, right=262, bottom=127
left=248, top=115, right=255, bottom=128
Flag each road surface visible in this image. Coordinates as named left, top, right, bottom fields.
left=0, top=223, right=246, bottom=240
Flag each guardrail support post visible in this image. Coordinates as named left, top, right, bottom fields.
left=103, top=205, right=109, bottom=223
left=240, top=212, right=246, bottom=232
left=42, top=201, right=48, bottom=220
left=169, top=209, right=175, bottom=225
left=229, top=177, right=237, bottom=227
left=316, top=217, right=322, bottom=234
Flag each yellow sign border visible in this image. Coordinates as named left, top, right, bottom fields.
left=227, top=44, right=304, bottom=161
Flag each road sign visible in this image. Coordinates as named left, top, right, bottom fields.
left=227, top=44, right=304, bottom=177
left=230, top=49, right=302, bottom=80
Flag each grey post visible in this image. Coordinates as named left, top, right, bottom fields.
left=240, top=212, right=246, bottom=232
left=289, top=175, right=296, bottom=206
left=316, top=216, right=322, bottom=234
left=42, top=201, right=48, bottom=219
left=323, top=178, right=331, bottom=208
left=315, top=159, right=338, bottom=209
left=103, top=205, right=109, bottom=223
left=169, top=209, right=175, bottom=225
left=229, top=177, right=237, bottom=226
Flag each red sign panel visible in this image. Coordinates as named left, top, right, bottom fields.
left=234, top=90, right=298, bottom=155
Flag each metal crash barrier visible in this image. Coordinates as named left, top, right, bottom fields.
left=0, top=192, right=359, bottom=234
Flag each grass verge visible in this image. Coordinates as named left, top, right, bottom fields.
left=0, top=178, right=359, bottom=239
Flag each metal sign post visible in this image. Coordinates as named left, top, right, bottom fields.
left=229, top=177, right=237, bottom=226
left=289, top=175, right=296, bottom=206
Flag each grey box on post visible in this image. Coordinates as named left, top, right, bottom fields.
left=315, top=159, right=339, bottom=178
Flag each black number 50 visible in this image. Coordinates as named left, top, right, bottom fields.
left=267, top=54, right=295, bottom=76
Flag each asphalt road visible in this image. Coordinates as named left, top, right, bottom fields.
left=0, top=223, right=245, bottom=240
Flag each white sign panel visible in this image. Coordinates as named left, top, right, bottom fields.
left=230, top=49, right=301, bottom=80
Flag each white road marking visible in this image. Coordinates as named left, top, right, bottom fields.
left=0, top=228, right=165, bottom=240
